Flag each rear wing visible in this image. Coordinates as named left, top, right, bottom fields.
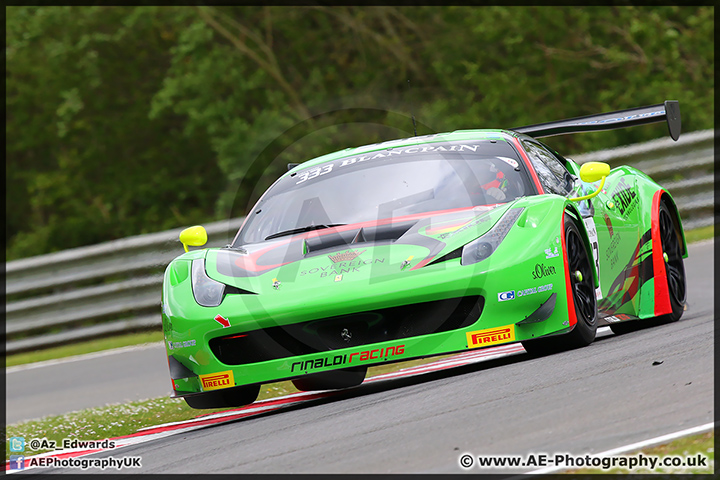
left=511, top=100, right=681, bottom=141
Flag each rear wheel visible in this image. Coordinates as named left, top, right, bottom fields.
left=522, top=215, right=597, bottom=355
left=657, top=201, right=686, bottom=322
left=184, top=384, right=260, bottom=409
left=292, top=366, right=367, bottom=391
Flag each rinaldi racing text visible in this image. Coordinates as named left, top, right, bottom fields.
left=291, top=344, right=405, bottom=372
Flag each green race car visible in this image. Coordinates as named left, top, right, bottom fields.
left=162, top=101, right=687, bottom=408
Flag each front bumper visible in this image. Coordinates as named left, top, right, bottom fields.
left=164, top=252, right=570, bottom=396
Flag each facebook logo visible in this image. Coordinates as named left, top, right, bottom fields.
left=9, top=437, right=25, bottom=452
left=9, top=455, right=25, bottom=470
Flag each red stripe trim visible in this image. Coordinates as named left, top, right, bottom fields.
left=651, top=190, right=672, bottom=316
left=561, top=211, right=577, bottom=327
left=233, top=237, right=295, bottom=272
left=239, top=205, right=503, bottom=273
left=510, top=136, right=544, bottom=194
left=409, top=256, right=435, bottom=271
left=289, top=205, right=493, bottom=241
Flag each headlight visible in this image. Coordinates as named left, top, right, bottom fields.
left=461, top=207, right=524, bottom=266
left=191, top=259, right=226, bottom=307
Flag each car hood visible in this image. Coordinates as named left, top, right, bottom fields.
left=204, top=202, right=518, bottom=293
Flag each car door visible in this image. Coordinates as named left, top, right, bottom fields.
left=586, top=172, right=643, bottom=316
left=560, top=157, right=642, bottom=314
left=522, top=139, right=605, bottom=300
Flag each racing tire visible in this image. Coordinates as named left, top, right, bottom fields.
left=292, top=366, right=367, bottom=391
left=184, top=384, right=260, bottom=409
left=610, top=201, right=686, bottom=335
left=655, top=201, right=687, bottom=322
left=522, top=214, right=597, bottom=356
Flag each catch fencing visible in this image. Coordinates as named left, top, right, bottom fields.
left=4, top=130, right=714, bottom=353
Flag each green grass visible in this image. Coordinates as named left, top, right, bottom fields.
left=4, top=396, right=190, bottom=460
left=684, top=224, right=714, bottom=244
left=566, top=430, right=714, bottom=474
left=6, top=331, right=164, bottom=367
left=4, top=353, right=455, bottom=461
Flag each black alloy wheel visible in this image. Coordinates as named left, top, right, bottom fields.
left=522, top=214, right=597, bottom=355
left=658, top=202, right=686, bottom=321
left=567, top=222, right=597, bottom=331
left=562, top=218, right=598, bottom=346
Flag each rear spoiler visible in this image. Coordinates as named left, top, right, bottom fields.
left=512, top=100, right=681, bottom=141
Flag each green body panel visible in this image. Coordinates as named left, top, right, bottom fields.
left=577, top=165, right=685, bottom=320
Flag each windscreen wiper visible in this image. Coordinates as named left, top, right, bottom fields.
left=265, top=224, right=346, bottom=240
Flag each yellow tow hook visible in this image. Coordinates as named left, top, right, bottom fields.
left=573, top=270, right=583, bottom=282
left=663, top=252, right=669, bottom=263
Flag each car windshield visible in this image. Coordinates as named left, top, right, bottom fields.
left=234, top=140, right=533, bottom=245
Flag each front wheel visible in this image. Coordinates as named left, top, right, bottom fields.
left=523, top=214, right=597, bottom=355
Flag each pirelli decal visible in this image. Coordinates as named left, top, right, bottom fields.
left=199, top=370, right=234, bottom=391
left=466, top=325, right=515, bottom=349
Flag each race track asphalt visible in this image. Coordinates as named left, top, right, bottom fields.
left=6, top=343, right=170, bottom=424
left=12, top=240, right=714, bottom=474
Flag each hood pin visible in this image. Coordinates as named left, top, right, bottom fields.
left=401, top=255, right=414, bottom=271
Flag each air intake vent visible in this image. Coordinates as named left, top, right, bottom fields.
left=303, top=221, right=417, bottom=255
left=209, top=295, right=483, bottom=365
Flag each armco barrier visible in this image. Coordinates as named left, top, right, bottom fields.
left=5, top=218, right=244, bottom=353
left=4, top=130, right=714, bottom=353
left=572, top=129, right=714, bottom=230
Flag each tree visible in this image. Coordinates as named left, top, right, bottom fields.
left=6, top=6, right=222, bottom=259
left=6, top=6, right=713, bottom=259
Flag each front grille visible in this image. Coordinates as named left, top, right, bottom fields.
left=210, top=295, right=484, bottom=365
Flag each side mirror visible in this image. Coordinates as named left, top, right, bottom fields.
left=179, top=226, right=208, bottom=253
left=579, top=162, right=610, bottom=183
left=571, top=162, right=610, bottom=202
